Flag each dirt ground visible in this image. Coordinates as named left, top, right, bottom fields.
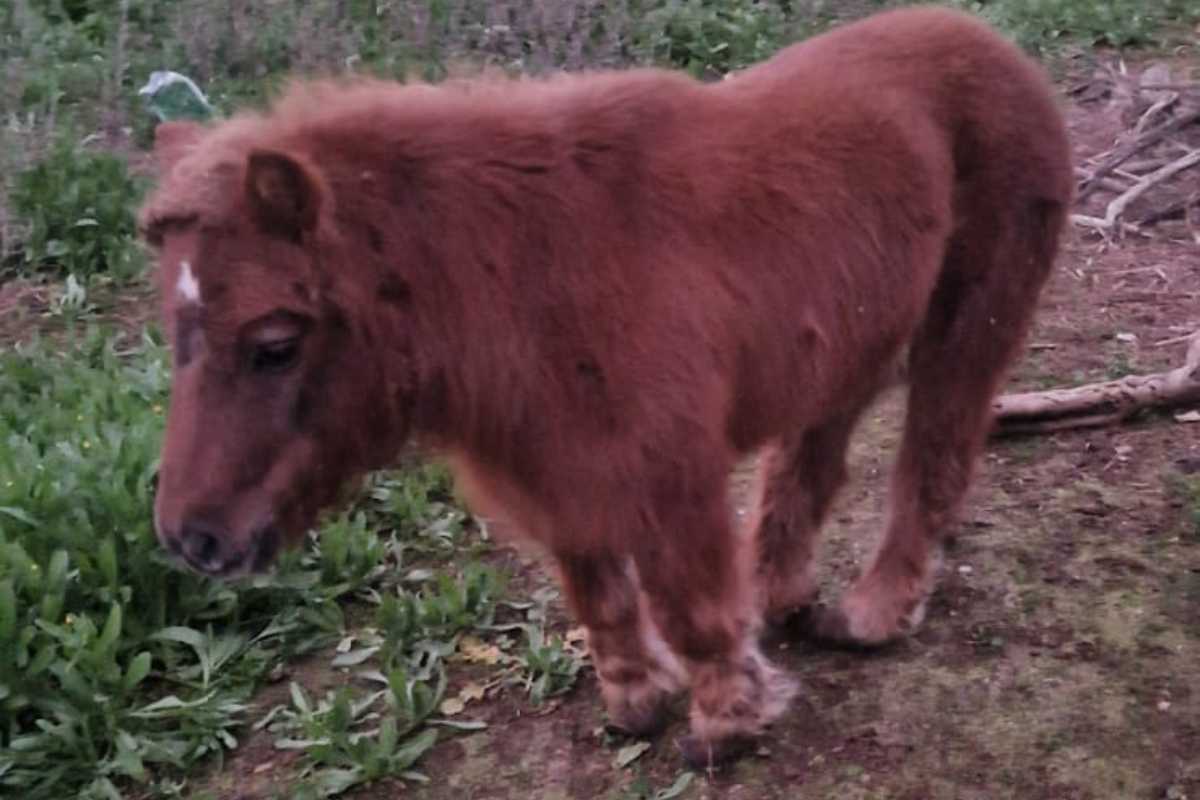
left=11, top=50, right=1196, bottom=800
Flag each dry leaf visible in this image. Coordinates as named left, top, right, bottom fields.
left=458, top=635, right=506, bottom=665
left=459, top=682, right=487, bottom=702
left=614, top=741, right=651, bottom=768
left=440, top=697, right=466, bottom=716
left=655, top=771, right=695, bottom=799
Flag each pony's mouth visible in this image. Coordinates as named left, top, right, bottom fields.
left=164, top=523, right=282, bottom=579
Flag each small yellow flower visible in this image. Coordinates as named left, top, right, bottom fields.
left=65, top=614, right=76, bottom=625
left=82, top=440, right=91, bottom=449
left=152, top=404, right=163, bottom=414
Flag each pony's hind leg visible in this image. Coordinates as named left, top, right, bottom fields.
left=755, top=412, right=861, bottom=632
left=555, top=551, right=687, bottom=737
left=631, top=467, right=796, bottom=768
left=812, top=196, right=1067, bottom=647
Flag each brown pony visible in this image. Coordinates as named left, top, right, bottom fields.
left=140, top=6, right=1071, bottom=767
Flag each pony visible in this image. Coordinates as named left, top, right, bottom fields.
left=140, top=5, right=1071, bottom=767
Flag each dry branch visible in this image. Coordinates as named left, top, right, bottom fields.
left=1121, top=156, right=1174, bottom=173
left=1070, top=213, right=1144, bottom=237
left=1139, top=83, right=1200, bottom=95
left=992, top=333, right=1200, bottom=437
left=1139, top=190, right=1200, bottom=226
left=1076, top=108, right=1200, bottom=200
left=1103, top=149, right=1200, bottom=232
left=1134, top=92, right=1179, bottom=133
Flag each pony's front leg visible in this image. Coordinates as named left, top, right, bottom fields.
left=630, top=476, right=797, bottom=768
left=555, top=551, right=688, bottom=737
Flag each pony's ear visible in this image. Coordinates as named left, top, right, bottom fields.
left=244, top=149, right=324, bottom=239
left=153, top=121, right=205, bottom=171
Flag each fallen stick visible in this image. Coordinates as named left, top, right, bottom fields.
left=1155, top=331, right=1200, bottom=347
left=1121, top=156, right=1174, bottom=173
left=1096, top=176, right=1137, bottom=194
left=1134, top=92, right=1179, bottom=134
left=991, top=332, right=1200, bottom=437
left=1138, top=83, right=1200, bottom=94
left=1076, top=109, right=1200, bottom=200
left=1138, top=190, right=1200, bottom=227
left=1073, top=166, right=1132, bottom=195
left=1103, top=149, right=1200, bottom=232
left=1070, top=213, right=1144, bottom=238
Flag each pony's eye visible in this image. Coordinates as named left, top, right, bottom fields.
left=250, top=338, right=300, bottom=374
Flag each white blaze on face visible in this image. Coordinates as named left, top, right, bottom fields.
left=176, top=260, right=201, bottom=305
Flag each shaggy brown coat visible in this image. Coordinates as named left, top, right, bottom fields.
left=142, top=5, right=1072, bottom=766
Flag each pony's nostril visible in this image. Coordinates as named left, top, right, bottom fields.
left=180, top=521, right=225, bottom=572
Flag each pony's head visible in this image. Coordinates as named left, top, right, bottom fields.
left=140, top=119, right=406, bottom=578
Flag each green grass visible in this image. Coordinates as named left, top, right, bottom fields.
left=9, top=134, right=148, bottom=284
left=953, top=0, right=1199, bottom=54
left=0, top=328, right=589, bottom=798
left=0, top=329, right=537, bottom=798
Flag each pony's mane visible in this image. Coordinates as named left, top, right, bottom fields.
left=138, top=68, right=683, bottom=242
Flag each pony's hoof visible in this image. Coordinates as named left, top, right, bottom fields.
left=762, top=603, right=820, bottom=643
left=604, top=694, right=671, bottom=739
left=791, top=603, right=910, bottom=652
left=675, top=733, right=755, bottom=771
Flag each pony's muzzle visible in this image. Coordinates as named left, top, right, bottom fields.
left=165, top=516, right=281, bottom=578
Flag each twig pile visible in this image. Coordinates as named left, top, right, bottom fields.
left=1071, top=62, right=1200, bottom=241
